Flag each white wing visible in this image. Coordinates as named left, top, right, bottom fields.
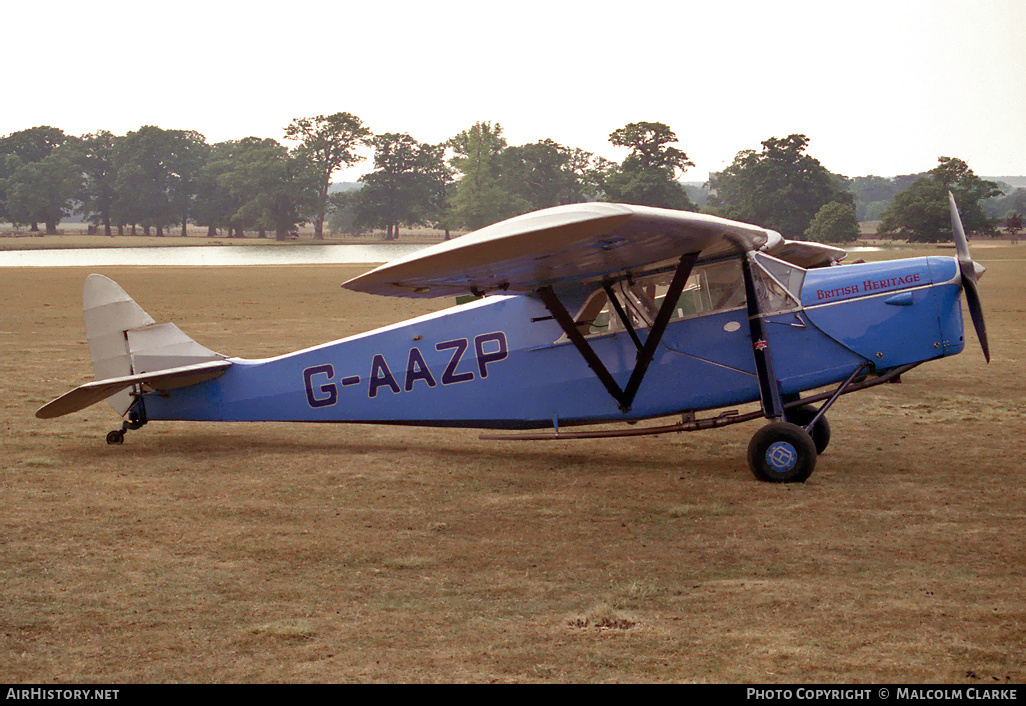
left=342, top=203, right=789, bottom=299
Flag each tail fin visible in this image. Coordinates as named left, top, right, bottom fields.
left=36, top=275, right=229, bottom=419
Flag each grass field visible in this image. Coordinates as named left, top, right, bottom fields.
left=2, top=245, right=1024, bottom=683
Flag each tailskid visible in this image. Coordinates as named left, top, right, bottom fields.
left=105, top=401, right=147, bottom=445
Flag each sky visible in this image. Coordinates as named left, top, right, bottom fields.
left=5, top=0, right=1024, bottom=183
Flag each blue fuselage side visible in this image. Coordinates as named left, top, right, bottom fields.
left=142, top=255, right=966, bottom=429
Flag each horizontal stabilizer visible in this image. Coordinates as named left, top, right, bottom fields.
left=35, top=360, right=231, bottom=419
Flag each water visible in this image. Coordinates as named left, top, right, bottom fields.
left=0, top=242, right=428, bottom=268
left=0, top=242, right=880, bottom=268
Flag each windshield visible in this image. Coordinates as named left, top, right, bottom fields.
left=750, top=252, right=806, bottom=313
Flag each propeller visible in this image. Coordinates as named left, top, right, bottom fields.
left=948, top=191, right=990, bottom=362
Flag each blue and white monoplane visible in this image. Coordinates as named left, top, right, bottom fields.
left=37, top=194, right=989, bottom=482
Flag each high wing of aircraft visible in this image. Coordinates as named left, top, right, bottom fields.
left=341, top=202, right=845, bottom=297
left=36, top=197, right=989, bottom=483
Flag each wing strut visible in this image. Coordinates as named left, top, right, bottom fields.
left=602, top=283, right=644, bottom=351
left=536, top=252, right=699, bottom=413
left=742, top=252, right=785, bottom=420
left=536, top=286, right=627, bottom=408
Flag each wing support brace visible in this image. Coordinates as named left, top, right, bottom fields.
left=536, top=252, right=699, bottom=413
left=601, top=283, right=644, bottom=351
left=742, top=252, right=786, bottom=421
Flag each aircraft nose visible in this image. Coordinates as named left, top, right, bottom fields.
left=973, top=260, right=986, bottom=281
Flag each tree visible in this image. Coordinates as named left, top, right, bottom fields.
left=3, top=145, right=81, bottom=234
left=981, top=186, right=1026, bottom=221
left=417, top=142, right=456, bottom=239
left=609, top=122, right=693, bottom=173
left=566, top=147, right=607, bottom=202
left=166, top=131, right=209, bottom=236
left=217, top=138, right=319, bottom=240
left=1004, top=212, right=1021, bottom=244
left=600, top=122, right=695, bottom=209
left=70, top=131, right=118, bottom=235
left=326, top=188, right=364, bottom=236
left=875, top=177, right=947, bottom=242
left=193, top=140, right=252, bottom=237
left=707, top=134, right=852, bottom=239
left=0, top=125, right=67, bottom=164
left=850, top=175, right=912, bottom=220
left=804, top=201, right=859, bottom=243
left=448, top=121, right=526, bottom=230
left=112, top=126, right=208, bottom=236
left=500, top=139, right=589, bottom=210
left=932, top=156, right=1001, bottom=234
left=877, top=157, right=1000, bottom=242
left=355, top=133, right=432, bottom=239
left=0, top=126, right=68, bottom=229
left=284, top=112, right=371, bottom=239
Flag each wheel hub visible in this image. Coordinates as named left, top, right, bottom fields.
left=765, top=441, right=798, bottom=472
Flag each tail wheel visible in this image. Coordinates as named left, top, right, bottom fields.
left=785, top=404, right=831, bottom=455
left=747, top=421, right=817, bottom=483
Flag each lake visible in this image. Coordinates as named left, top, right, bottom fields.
left=0, top=242, right=881, bottom=268
left=0, top=243, right=428, bottom=268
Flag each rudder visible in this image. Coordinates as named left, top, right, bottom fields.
left=82, top=274, right=225, bottom=415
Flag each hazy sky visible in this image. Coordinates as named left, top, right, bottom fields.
left=5, top=0, right=1024, bottom=182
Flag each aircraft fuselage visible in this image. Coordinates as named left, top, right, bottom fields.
left=140, top=254, right=966, bottom=430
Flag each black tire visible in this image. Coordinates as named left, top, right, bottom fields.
left=747, top=421, right=817, bottom=483
left=785, top=404, right=831, bottom=455
left=105, top=430, right=124, bottom=445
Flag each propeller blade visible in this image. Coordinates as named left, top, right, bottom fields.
left=949, top=191, right=971, bottom=265
left=948, top=192, right=990, bottom=362
left=961, top=275, right=990, bottom=362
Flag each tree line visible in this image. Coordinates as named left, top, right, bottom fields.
left=0, top=119, right=361, bottom=240
left=1, top=115, right=1020, bottom=244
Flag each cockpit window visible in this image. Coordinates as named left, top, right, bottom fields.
left=563, top=254, right=808, bottom=341
left=572, top=258, right=747, bottom=338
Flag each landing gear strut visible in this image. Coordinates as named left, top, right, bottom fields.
left=786, top=404, right=831, bottom=455
left=741, top=251, right=872, bottom=483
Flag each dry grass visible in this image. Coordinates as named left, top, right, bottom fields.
left=1, top=247, right=1024, bottom=683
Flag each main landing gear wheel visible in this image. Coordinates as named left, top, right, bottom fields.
left=747, top=421, right=817, bottom=483
left=105, top=429, right=125, bottom=445
left=785, top=404, right=831, bottom=455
